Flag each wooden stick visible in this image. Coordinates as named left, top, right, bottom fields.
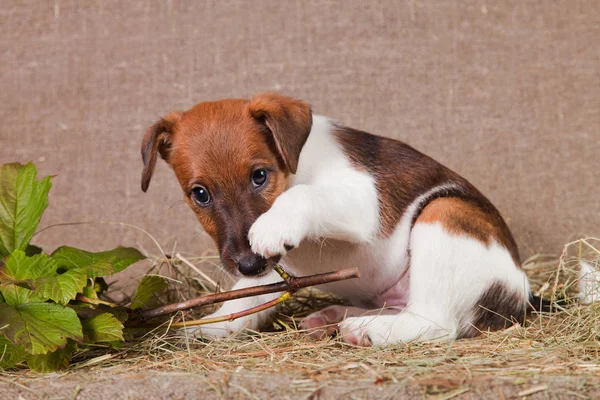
left=127, top=268, right=359, bottom=325
left=169, top=292, right=292, bottom=328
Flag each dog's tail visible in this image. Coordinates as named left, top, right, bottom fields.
left=529, top=260, right=599, bottom=312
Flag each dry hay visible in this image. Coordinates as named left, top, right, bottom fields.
left=85, top=239, right=600, bottom=373
left=3, top=238, right=599, bottom=397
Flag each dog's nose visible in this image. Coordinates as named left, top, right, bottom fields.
left=237, top=253, right=267, bottom=276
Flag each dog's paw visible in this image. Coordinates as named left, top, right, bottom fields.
left=248, top=207, right=307, bottom=258
left=299, top=305, right=351, bottom=339
left=338, top=316, right=387, bottom=347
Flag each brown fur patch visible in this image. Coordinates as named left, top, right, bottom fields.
left=140, top=111, right=183, bottom=192
left=248, top=93, right=312, bottom=174
left=460, top=281, right=527, bottom=338
left=333, top=125, right=457, bottom=236
left=333, top=125, right=520, bottom=266
left=415, top=197, right=520, bottom=264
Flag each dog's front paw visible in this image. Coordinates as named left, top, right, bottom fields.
left=248, top=208, right=307, bottom=258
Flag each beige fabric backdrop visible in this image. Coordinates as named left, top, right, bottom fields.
left=1, top=1, right=599, bottom=268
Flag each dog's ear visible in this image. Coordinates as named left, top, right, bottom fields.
left=248, top=93, right=312, bottom=174
left=141, top=111, right=182, bottom=192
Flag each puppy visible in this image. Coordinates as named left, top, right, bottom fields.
left=140, top=93, right=532, bottom=346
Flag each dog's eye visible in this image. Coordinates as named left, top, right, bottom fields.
left=191, top=186, right=211, bottom=206
left=251, top=169, right=268, bottom=188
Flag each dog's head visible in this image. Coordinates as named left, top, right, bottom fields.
left=141, top=93, right=312, bottom=276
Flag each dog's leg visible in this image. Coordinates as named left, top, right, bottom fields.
left=299, top=305, right=371, bottom=338
left=300, top=305, right=401, bottom=339
left=338, top=222, right=528, bottom=346
left=338, top=307, right=455, bottom=346
left=249, top=180, right=379, bottom=258
left=184, top=269, right=283, bottom=339
left=337, top=223, right=462, bottom=346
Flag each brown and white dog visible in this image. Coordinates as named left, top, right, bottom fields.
left=140, top=93, right=592, bottom=346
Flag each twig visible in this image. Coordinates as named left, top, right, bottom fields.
left=169, top=292, right=291, bottom=328
left=75, top=294, right=118, bottom=307
left=127, top=268, right=359, bottom=325
left=167, top=267, right=296, bottom=328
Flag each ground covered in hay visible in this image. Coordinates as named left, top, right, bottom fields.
left=1, top=239, right=598, bottom=399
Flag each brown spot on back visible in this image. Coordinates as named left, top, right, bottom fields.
left=415, top=197, right=520, bottom=265
left=334, top=125, right=452, bottom=236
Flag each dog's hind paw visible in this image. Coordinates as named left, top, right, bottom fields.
left=338, top=317, right=375, bottom=347
left=299, top=305, right=348, bottom=339
left=300, top=306, right=374, bottom=340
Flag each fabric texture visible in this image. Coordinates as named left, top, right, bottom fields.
left=1, top=0, right=598, bottom=263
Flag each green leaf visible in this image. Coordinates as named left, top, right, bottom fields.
left=0, top=302, right=83, bottom=355
left=1, top=251, right=87, bottom=305
left=80, top=283, right=99, bottom=302
left=1, top=251, right=85, bottom=306
left=32, top=269, right=88, bottom=306
left=2, top=250, right=57, bottom=281
left=1, top=285, right=46, bottom=306
left=72, top=303, right=129, bottom=323
left=78, top=278, right=109, bottom=303
left=0, top=162, right=52, bottom=257
left=52, top=246, right=145, bottom=277
left=95, top=277, right=109, bottom=294
left=108, top=306, right=129, bottom=323
left=26, top=340, right=76, bottom=372
left=130, top=276, right=168, bottom=310
left=0, top=334, right=26, bottom=370
left=81, top=313, right=124, bottom=343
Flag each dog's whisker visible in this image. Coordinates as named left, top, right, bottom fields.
left=212, top=262, right=235, bottom=286
left=168, top=200, right=186, bottom=210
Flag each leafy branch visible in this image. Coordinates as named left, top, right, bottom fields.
left=0, top=163, right=144, bottom=372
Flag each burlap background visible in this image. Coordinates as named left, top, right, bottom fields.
left=1, top=1, right=598, bottom=267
